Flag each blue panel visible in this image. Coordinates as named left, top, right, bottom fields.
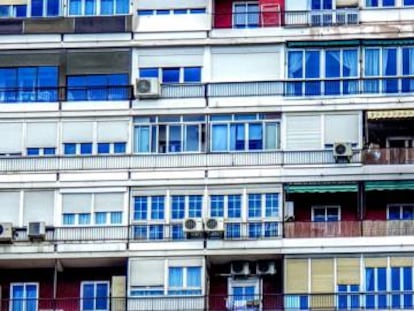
left=188, top=195, right=202, bottom=217
left=183, top=67, right=201, bottom=83
left=115, top=0, right=128, bottom=14
left=0, top=6, right=10, bottom=17
left=210, top=195, right=224, bottom=217
left=100, top=0, right=113, bottom=14
left=31, top=0, right=43, bottom=16
left=140, top=68, right=158, bottom=78
left=82, top=284, right=95, bottom=310
left=366, top=268, right=375, bottom=291
left=162, top=68, right=180, bottom=83
left=134, top=197, right=147, bottom=220
left=27, top=148, right=40, bottom=156
left=137, top=10, right=153, bottom=16
left=248, top=223, right=262, bottom=238
left=305, top=51, right=320, bottom=78
left=187, top=267, right=201, bottom=287
left=47, top=0, right=59, bottom=16
left=392, top=267, right=400, bottom=290
left=227, top=195, right=241, bottom=218
left=114, top=142, right=126, bottom=153
left=16, top=5, right=27, bottom=16
left=265, top=193, right=279, bottom=217
left=384, top=0, right=395, bottom=5
left=97, top=143, right=110, bottom=154
left=366, top=0, right=378, bottom=6
left=96, top=283, right=108, bottom=310
left=172, top=196, right=185, bottom=219
left=378, top=267, right=387, bottom=290
left=44, top=148, right=55, bottom=155
left=149, top=224, right=163, bottom=239
left=85, top=0, right=96, bottom=15
left=404, top=267, right=413, bottom=290
left=69, top=0, right=81, bottom=15
left=80, top=143, right=92, bottom=155
left=405, top=0, right=414, bottom=4
left=64, top=143, right=76, bottom=155
left=325, top=50, right=340, bottom=78
left=312, top=0, right=321, bottom=9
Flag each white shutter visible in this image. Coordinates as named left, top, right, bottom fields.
left=62, top=194, right=92, bottom=213
left=286, top=115, right=322, bottom=150
left=0, top=123, right=22, bottom=153
left=26, top=123, right=58, bottom=147
left=23, top=191, right=54, bottom=225
left=324, top=114, right=359, bottom=145
left=62, top=122, right=94, bottom=142
left=0, top=191, right=20, bottom=224
left=97, top=121, right=129, bottom=142
left=129, top=259, right=165, bottom=286
left=94, top=193, right=124, bottom=212
left=139, top=48, right=203, bottom=67
left=168, top=258, right=203, bottom=267
left=211, top=46, right=280, bottom=81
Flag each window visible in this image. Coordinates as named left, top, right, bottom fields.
left=11, top=283, right=38, bottom=311
left=81, top=281, right=109, bottom=311
left=134, top=115, right=206, bottom=153
left=287, top=49, right=359, bottom=96
left=391, top=267, right=413, bottom=308
left=285, top=295, right=309, bottom=310
left=27, top=147, right=56, bottom=156
left=168, top=266, right=202, bottom=295
left=31, top=0, right=59, bottom=17
left=365, top=267, right=387, bottom=309
left=171, top=195, right=202, bottom=220
left=133, top=196, right=165, bottom=240
left=404, top=0, right=414, bottom=5
left=0, top=5, right=26, bottom=17
left=210, top=194, right=241, bottom=218
left=248, top=193, right=279, bottom=218
left=233, top=2, right=259, bottom=28
left=228, top=278, right=260, bottom=310
left=366, top=0, right=395, bottom=7
left=139, top=67, right=202, bottom=83
left=67, top=74, right=129, bottom=101
left=388, top=204, right=414, bottom=220
left=63, top=213, right=91, bottom=225
left=210, top=113, right=280, bottom=152
left=137, top=8, right=206, bottom=15
left=95, top=211, right=122, bottom=225
left=0, top=66, right=58, bottom=103
left=311, top=0, right=333, bottom=9
left=68, top=0, right=128, bottom=15
left=312, top=206, right=340, bottom=222
left=63, top=142, right=93, bottom=155
left=338, top=285, right=360, bottom=310
left=364, top=47, right=398, bottom=93
left=97, top=142, right=127, bottom=154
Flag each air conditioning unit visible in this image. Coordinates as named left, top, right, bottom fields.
left=284, top=201, right=295, bottom=221
left=333, top=142, right=353, bottom=163
left=204, top=218, right=224, bottom=232
left=256, top=261, right=277, bottom=275
left=0, top=223, right=13, bottom=242
left=183, top=218, right=203, bottom=233
left=231, top=261, right=251, bottom=276
left=135, top=78, right=160, bottom=98
left=28, top=222, right=46, bottom=239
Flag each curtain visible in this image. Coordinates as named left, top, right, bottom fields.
left=169, top=267, right=183, bottom=288
left=212, top=124, right=227, bottom=151
left=325, top=50, right=340, bottom=94
left=187, top=267, right=201, bottom=288
left=403, top=48, right=414, bottom=92
left=382, top=48, right=397, bottom=93
left=135, top=126, right=150, bottom=153
left=305, top=51, right=320, bottom=95
left=343, top=49, right=358, bottom=94
left=364, top=48, right=380, bottom=93
left=287, top=51, right=303, bottom=96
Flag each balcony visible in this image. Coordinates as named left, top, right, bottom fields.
left=363, top=148, right=414, bottom=165
left=284, top=9, right=359, bottom=26
left=0, top=150, right=360, bottom=172
left=284, top=220, right=414, bottom=238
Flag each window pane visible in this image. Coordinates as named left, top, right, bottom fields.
left=101, top=0, right=113, bottom=14
left=169, top=125, right=181, bottom=152
left=248, top=123, right=262, bottom=150
left=172, top=224, right=184, bottom=240
left=114, top=142, right=126, bottom=153
left=388, top=206, right=400, bottom=220
left=265, top=193, right=279, bottom=217
left=265, top=123, right=278, bottom=150
left=248, top=194, right=261, bottom=218
left=183, top=67, right=201, bottom=83
left=27, top=148, right=40, bottom=156
left=365, top=49, right=380, bottom=76
left=80, top=143, right=92, bottom=155
left=47, top=0, right=59, bottom=16
left=31, top=0, right=43, bottom=16
left=98, top=143, right=110, bottom=154
left=325, top=50, right=340, bottom=78
left=69, top=0, right=81, bottom=15
left=110, top=212, right=122, bottom=224
left=44, top=148, right=56, bottom=155
left=188, top=195, right=202, bottom=217
left=288, top=51, right=303, bottom=78
left=305, top=51, right=320, bottom=78
left=134, top=197, right=147, bottom=220
left=95, top=212, right=106, bottom=224
left=135, top=126, right=150, bottom=153
left=212, top=124, right=228, bottom=151
left=187, top=267, right=201, bottom=287
left=366, top=268, right=375, bottom=291
left=140, top=68, right=158, bottom=78
left=185, top=125, right=199, bottom=152
left=85, top=0, right=96, bottom=15
left=63, top=213, right=75, bottom=225
left=172, top=196, right=185, bottom=220
left=64, top=143, right=76, bottom=155
left=151, top=196, right=164, bottom=220
left=226, top=223, right=241, bottom=238
left=230, top=123, right=245, bottom=151
left=115, top=0, right=128, bottom=14
left=313, top=208, right=325, bottom=222
left=82, top=284, right=95, bottom=310
left=162, top=68, right=180, bottom=83
left=248, top=223, right=262, bottom=238
left=169, top=267, right=183, bottom=287
left=79, top=213, right=91, bottom=225
left=228, top=195, right=241, bottom=218
left=210, top=195, right=224, bottom=217
left=96, top=283, right=108, bottom=310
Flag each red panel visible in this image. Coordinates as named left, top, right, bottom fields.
left=214, top=0, right=233, bottom=28
left=259, top=0, right=283, bottom=26
left=365, top=190, right=414, bottom=220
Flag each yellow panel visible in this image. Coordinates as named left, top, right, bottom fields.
left=367, top=109, right=414, bottom=120
left=310, top=295, right=335, bottom=310
left=285, top=259, right=308, bottom=294
left=390, top=257, right=413, bottom=267
left=365, top=257, right=387, bottom=267
left=0, top=0, right=26, bottom=5
left=311, top=259, right=334, bottom=293
left=337, top=258, right=360, bottom=284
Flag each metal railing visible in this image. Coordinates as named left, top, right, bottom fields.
left=363, top=148, right=414, bottom=165
left=284, top=220, right=414, bottom=238
left=0, top=150, right=360, bottom=172
left=5, top=293, right=414, bottom=310
left=213, top=11, right=281, bottom=29
left=284, top=9, right=359, bottom=26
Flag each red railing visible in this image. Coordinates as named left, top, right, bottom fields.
left=363, top=148, right=414, bottom=165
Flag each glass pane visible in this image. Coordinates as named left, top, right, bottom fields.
left=79, top=213, right=91, bottom=225
left=95, top=212, right=106, bottom=224
left=248, top=123, right=262, bottom=150
left=98, top=143, right=110, bottom=154
left=64, top=143, right=76, bottom=155
left=388, top=206, right=401, bottom=220
left=248, top=194, right=261, bottom=218
left=305, top=51, right=320, bottom=78
left=80, top=143, right=92, bottom=155
left=226, top=223, right=241, bottom=238
left=85, top=0, right=96, bottom=15
left=69, top=0, right=81, bottom=15
left=265, top=193, right=279, bottom=217
left=230, top=123, right=245, bottom=151
left=82, top=284, right=95, bottom=310
left=172, top=224, right=184, bottom=240
left=134, top=197, right=147, bottom=220
left=288, top=51, right=303, bottom=78
left=227, top=195, right=241, bottom=218
left=171, top=196, right=185, bottom=219
left=265, top=123, right=278, bottom=150
left=100, top=0, right=113, bottom=14
left=325, top=50, right=340, bottom=78
left=162, top=68, right=180, bottom=83
left=188, top=195, right=202, bottom=218
left=183, top=67, right=201, bottom=83
left=110, top=212, right=122, bottom=224
left=96, top=283, right=108, bottom=310
left=31, top=0, right=43, bottom=16
left=169, top=267, right=183, bottom=287
left=114, top=142, right=126, bottom=153
left=135, top=126, right=150, bottom=153
left=185, top=125, right=199, bottom=152
left=151, top=196, right=164, bottom=220
left=140, top=68, right=158, bottom=78
left=212, top=124, right=228, bottom=151
left=168, top=125, right=181, bottom=152
left=187, top=267, right=201, bottom=287
left=47, top=0, right=59, bottom=16
left=210, top=195, right=224, bottom=217
left=115, top=0, right=128, bottom=14
left=313, top=208, right=325, bottom=222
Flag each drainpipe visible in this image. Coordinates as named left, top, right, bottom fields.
left=357, top=181, right=365, bottom=236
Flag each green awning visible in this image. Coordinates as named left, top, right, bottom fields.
left=286, top=184, right=358, bottom=193
left=365, top=180, right=414, bottom=191
left=287, top=40, right=360, bottom=48
left=362, top=39, right=414, bottom=46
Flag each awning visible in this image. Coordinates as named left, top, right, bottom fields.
left=362, top=39, right=414, bottom=46
left=365, top=180, right=414, bottom=191
left=286, top=184, right=358, bottom=193
left=287, top=40, right=360, bottom=48
left=367, top=110, right=414, bottom=120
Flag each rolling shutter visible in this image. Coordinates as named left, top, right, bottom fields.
left=0, top=123, right=22, bottom=153
left=285, top=259, right=308, bottom=293
left=286, top=115, right=321, bottom=150
left=26, top=122, right=57, bottom=147
left=129, top=259, right=164, bottom=286
left=23, top=191, right=54, bottom=225
left=337, top=258, right=360, bottom=284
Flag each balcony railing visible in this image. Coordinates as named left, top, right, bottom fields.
left=363, top=148, right=414, bottom=165
left=285, top=220, right=414, bottom=238
left=213, top=11, right=281, bottom=29
left=4, top=293, right=414, bottom=311
left=284, top=9, right=359, bottom=26
left=0, top=150, right=360, bottom=172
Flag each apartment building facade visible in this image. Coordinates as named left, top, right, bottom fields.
left=0, top=0, right=413, bottom=310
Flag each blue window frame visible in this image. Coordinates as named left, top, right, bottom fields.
left=312, top=206, right=340, bottom=222
left=11, top=283, right=38, bottom=311
left=188, top=195, right=202, bottom=217
left=0, top=66, right=58, bottom=103
left=67, top=74, right=128, bottom=101
left=248, top=223, right=262, bottom=238
left=172, top=224, right=185, bottom=240
left=365, top=267, right=387, bottom=309
left=168, top=266, right=202, bottom=296
left=248, top=194, right=261, bottom=218
left=31, top=0, right=59, bottom=17
left=81, top=281, right=109, bottom=311
left=226, top=223, right=241, bottom=239
left=233, top=2, right=259, bottom=28
left=338, top=284, right=360, bottom=310
left=134, top=197, right=147, bottom=220
left=151, top=196, right=165, bottom=220
left=210, top=195, right=224, bottom=217
left=172, top=196, right=185, bottom=220
left=227, top=195, right=241, bottom=218
left=98, top=143, right=110, bottom=154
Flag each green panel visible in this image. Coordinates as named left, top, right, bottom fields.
left=362, top=39, right=414, bottom=46
left=365, top=180, right=414, bottom=191
left=287, top=40, right=360, bottom=48
left=286, top=184, right=358, bottom=193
